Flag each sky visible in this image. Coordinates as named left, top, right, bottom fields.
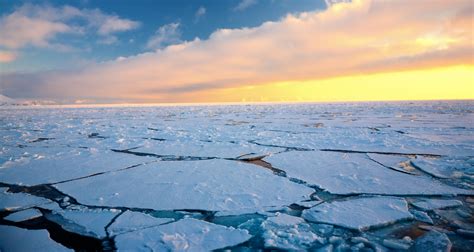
left=0, top=0, right=472, bottom=104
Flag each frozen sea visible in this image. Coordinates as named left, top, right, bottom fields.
left=0, top=101, right=473, bottom=251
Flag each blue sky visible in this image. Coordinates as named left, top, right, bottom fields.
left=0, top=0, right=325, bottom=73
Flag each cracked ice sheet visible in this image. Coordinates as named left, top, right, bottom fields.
left=0, top=225, right=71, bottom=251
left=302, top=196, right=413, bottom=231
left=0, top=187, right=51, bottom=211
left=0, top=147, right=153, bottom=186
left=130, top=139, right=284, bottom=159
left=108, top=210, right=174, bottom=236
left=411, top=199, right=463, bottom=211
left=115, top=218, right=251, bottom=251
left=45, top=208, right=119, bottom=238
left=411, top=156, right=474, bottom=180
left=55, top=159, right=313, bottom=213
left=5, top=208, right=42, bottom=222
left=264, top=151, right=473, bottom=196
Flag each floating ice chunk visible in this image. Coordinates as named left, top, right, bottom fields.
left=414, top=230, right=452, bottom=252
left=5, top=208, right=42, bottom=222
left=108, top=210, right=174, bottom=236
left=45, top=209, right=119, bottom=238
left=411, top=210, right=434, bottom=224
left=0, top=148, right=153, bottom=185
left=411, top=156, right=474, bottom=180
left=295, top=200, right=322, bottom=208
left=115, top=218, right=251, bottom=251
left=55, top=160, right=313, bottom=212
left=261, top=213, right=324, bottom=250
left=0, top=188, right=51, bottom=211
left=411, top=199, right=463, bottom=211
left=0, top=225, right=70, bottom=251
left=382, top=238, right=411, bottom=250
left=302, top=196, right=413, bottom=231
left=264, top=151, right=473, bottom=195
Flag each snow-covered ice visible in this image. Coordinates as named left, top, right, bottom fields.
left=107, top=210, right=174, bottom=236
left=261, top=212, right=324, bottom=250
left=264, top=151, right=473, bottom=195
left=0, top=187, right=51, bottom=211
left=114, top=218, right=251, bottom=251
left=302, top=196, right=413, bottom=231
left=4, top=208, right=42, bottom=222
left=54, top=159, right=313, bottom=212
left=1, top=101, right=473, bottom=250
left=411, top=199, right=463, bottom=211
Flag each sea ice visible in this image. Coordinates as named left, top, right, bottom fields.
left=107, top=210, right=174, bottom=236
left=414, top=230, right=452, bottom=252
left=0, top=187, right=51, bottom=211
left=264, top=151, right=473, bottom=195
left=411, top=156, right=474, bottom=180
left=45, top=208, right=119, bottom=238
left=411, top=199, right=463, bottom=211
left=5, top=208, right=42, bottom=222
left=302, top=196, right=413, bottom=231
left=367, top=153, right=416, bottom=174
left=54, top=159, right=313, bottom=213
left=0, top=225, right=70, bottom=251
left=114, top=218, right=251, bottom=251
left=261, top=213, right=324, bottom=250
left=0, top=148, right=153, bottom=185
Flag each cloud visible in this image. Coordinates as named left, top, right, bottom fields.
left=1, top=0, right=472, bottom=102
left=234, top=0, right=257, bottom=11
left=325, top=0, right=351, bottom=7
left=146, top=23, right=181, bottom=49
left=0, top=4, right=139, bottom=49
left=0, top=50, right=17, bottom=62
left=195, top=6, right=206, bottom=22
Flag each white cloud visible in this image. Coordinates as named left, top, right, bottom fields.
left=234, top=0, right=257, bottom=11
left=146, top=23, right=182, bottom=49
left=0, top=50, right=17, bottom=63
left=1, top=0, right=472, bottom=102
left=325, top=0, right=351, bottom=7
left=0, top=4, right=140, bottom=49
left=195, top=6, right=206, bottom=22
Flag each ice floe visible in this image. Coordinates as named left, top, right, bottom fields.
left=261, top=212, right=324, bottom=250
left=54, top=159, right=313, bottom=213
left=302, top=196, right=413, bottom=231
left=411, top=156, right=474, bottom=180
left=264, top=151, right=473, bottom=195
left=45, top=208, right=120, bottom=238
left=414, top=230, right=452, bottom=252
left=114, top=218, right=251, bottom=251
left=107, top=210, right=174, bottom=236
left=0, top=187, right=51, bottom=211
left=5, top=208, right=42, bottom=222
left=411, top=199, right=463, bottom=211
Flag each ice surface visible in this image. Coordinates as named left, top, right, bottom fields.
left=0, top=225, right=70, bottom=251
left=302, top=196, right=413, bottom=231
left=411, top=156, right=474, bottom=180
left=367, top=153, right=416, bottom=174
left=0, top=147, right=152, bottom=185
left=108, top=210, right=174, bottom=236
left=411, top=199, right=463, bottom=211
left=264, top=151, right=473, bottom=195
left=411, top=209, right=434, bottom=224
left=414, top=230, right=452, bottom=252
left=55, top=159, right=313, bottom=212
left=5, top=208, right=42, bottom=222
left=45, top=208, right=119, bottom=238
left=261, top=213, right=324, bottom=250
left=0, top=187, right=51, bottom=211
left=114, top=218, right=251, bottom=251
